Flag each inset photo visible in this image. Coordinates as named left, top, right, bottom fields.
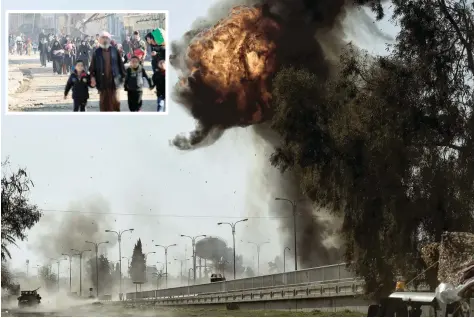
left=7, top=11, right=168, bottom=113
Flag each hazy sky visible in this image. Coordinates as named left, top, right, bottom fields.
left=1, top=0, right=398, bottom=278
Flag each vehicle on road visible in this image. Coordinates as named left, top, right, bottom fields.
left=210, top=273, right=226, bottom=283
left=17, top=288, right=41, bottom=308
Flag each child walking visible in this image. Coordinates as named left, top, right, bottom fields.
left=124, top=56, right=153, bottom=112
left=152, top=59, right=166, bottom=112
left=64, top=60, right=91, bottom=112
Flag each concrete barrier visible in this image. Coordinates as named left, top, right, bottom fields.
left=121, top=279, right=368, bottom=312
left=126, top=263, right=356, bottom=300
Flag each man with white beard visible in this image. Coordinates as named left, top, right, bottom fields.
left=89, top=31, right=126, bottom=111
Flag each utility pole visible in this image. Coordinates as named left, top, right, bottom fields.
left=187, top=268, right=194, bottom=286
left=71, top=249, right=90, bottom=297
left=122, top=256, right=131, bottom=278
left=105, top=228, right=134, bottom=300
left=247, top=241, right=270, bottom=275
left=26, top=260, right=29, bottom=278
left=50, top=257, right=66, bottom=292
left=144, top=252, right=156, bottom=281
left=174, top=258, right=189, bottom=284
left=283, top=247, right=290, bottom=273
left=180, top=234, right=206, bottom=284
left=275, top=197, right=298, bottom=270
left=217, top=218, right=248, bottom=279
left=61, top=253, right=75, bottom=293
left=155, top=244, right=177, bottom=288
left=85, top=240, right=109, bottom=298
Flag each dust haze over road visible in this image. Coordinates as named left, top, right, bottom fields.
left=7, top=55, right=157, bottom=112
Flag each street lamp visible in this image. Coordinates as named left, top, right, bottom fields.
left=71, top=249, right=90, bottom=297
left=155, top=244, right=177, bottom=288
left=105, top=228, right=134, bottom=300
left=174, top=258, right=189, bottom=284
left=61, top=253, right=75, bottom=293
left=144, top=252, right=156, bottom=280
left=151, top=272, right=163, bottom=290
left=187, top=268, right=194, bottom=286
left=85, top=240, right=109, bottom=298
left=180, top=234, right=206, bottom=284
left=247, top=241, right=269, bottom=275
left=145, top=251, right=156, bottom=263
left=217, top=218, right=248, bottom=279
left=49, top=257, right=66, bottom=292
left=122, top=256, right=131, bottom=278
left=283, top=247, right=290, bottom=273
left=275, top=197, right=298, bottom=270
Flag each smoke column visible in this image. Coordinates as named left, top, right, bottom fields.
left=170, top=0, right=386, bottom=267
left=31, top=195, right=116, bottom=290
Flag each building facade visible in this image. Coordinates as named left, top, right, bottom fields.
left=122, top=13, right=166, bottom=39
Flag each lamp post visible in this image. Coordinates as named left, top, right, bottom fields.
left=145, top=252, right=156, bottom=264
left=155, top=244, right=176, bottom=288
left=275, top=197, right=298, bottom=270
left=85, top=240, right=109, bottom=297
left=152, top=272, right=162, bottom=289
left=174, top=258, right=189, bottom=284
left=247, top=241, right=269, bottom=275
left=145, top=252, right=156, bottom=281
left=217, top=218, right=248, bottom=280
left=283, top=247, right=290, bottom=273
left=71, top=249, right=90, bottom=296
left=180, top=234, right=206, bottom=284
left=122, top=256, right=131, bottom=278
left=187, top=268, right=194, bottom=286
left=61, top=253, right=75, bottom=293
left=34, top=264, right=41, bottom=278
left=105, top=228, right=134, bottom=300
left=49, top=257, right=66, bottom=292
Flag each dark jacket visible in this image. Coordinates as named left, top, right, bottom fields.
left=152, top=70, right=165, bottom=97
left=150, top=45, right=166, bottom=71
left=65, top=71, right=91, bottom=100
left=51, top=42, right=64, bottom=60
left=124, top=65, right=152, bottom=91
left=76, top=43, right=90, bottom=62
left=38, top=40, right=49, bottom=54
left=89, top=46, right=126, bottom=91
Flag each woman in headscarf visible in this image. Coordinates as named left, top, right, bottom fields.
left=51, top=40, right=64, bottom=75
left=89, top=31, right=126, bottom=111
left=76, top=40, right=91, bottom=72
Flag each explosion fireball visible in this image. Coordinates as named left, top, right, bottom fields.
left=171, top=0, right=382, bottom=267
left=171, top=5, right=282, bottom=149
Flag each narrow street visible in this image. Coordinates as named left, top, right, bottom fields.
left=8, top=54, right=158, bottom=112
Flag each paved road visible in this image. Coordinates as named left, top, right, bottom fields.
left=1, top=303, right=363, bottom=317
left=7, top=54, right=160, bottom=112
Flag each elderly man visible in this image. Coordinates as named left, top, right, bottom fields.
left=89, top=31, right=126, bottom=111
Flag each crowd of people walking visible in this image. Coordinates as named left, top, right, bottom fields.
left=10, top=29, right=166, bottom=112
left=8, top=34, right=36, bottom=55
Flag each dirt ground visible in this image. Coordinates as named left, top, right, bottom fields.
left=2, top=302, right=364, bottom=317
left=7, top=54, right=160, bottom=112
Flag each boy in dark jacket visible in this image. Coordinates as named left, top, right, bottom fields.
left=64, top=60, right=91, bottom=112
left=124, top=56, right=153, bottom=112
left=152, top=59, right=166, bottom=112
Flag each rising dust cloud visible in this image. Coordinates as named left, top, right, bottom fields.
left=33, top=195, right=116, bottom=257
left=170, top=0, right=387, bottom=267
